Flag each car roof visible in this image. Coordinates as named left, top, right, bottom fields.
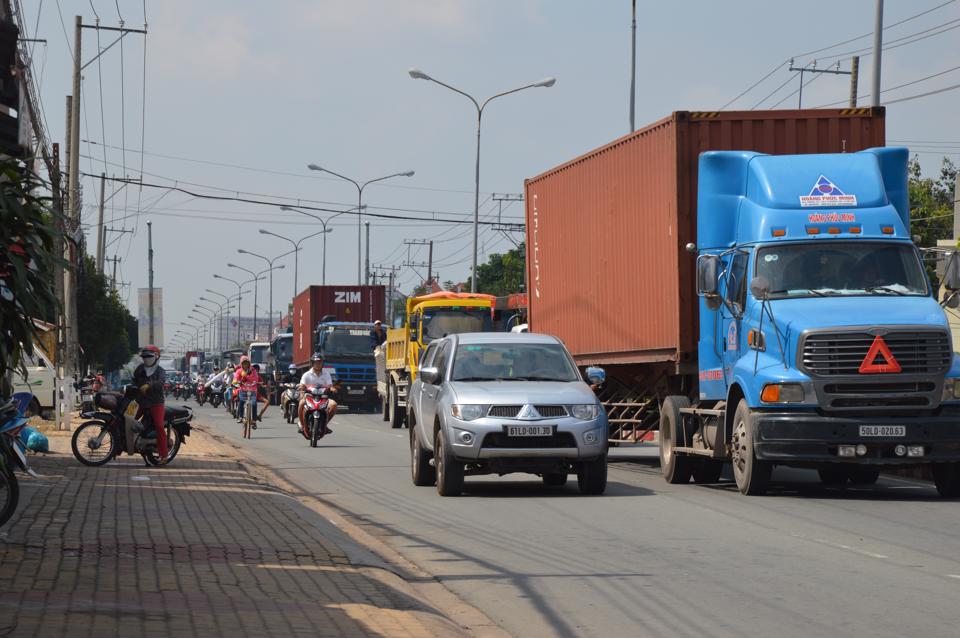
left=452, top=332, right=560, bottom=345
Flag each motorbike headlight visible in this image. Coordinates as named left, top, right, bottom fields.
left=942, top=378, right=960, bottom=402
left=571, top=404, right=601, bottom=420
left=451, top=404, right=487, bottom=421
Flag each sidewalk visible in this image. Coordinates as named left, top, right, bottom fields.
left=0, top=422, right=465, bottom=637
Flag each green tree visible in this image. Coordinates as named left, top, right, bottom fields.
left=0, top=158, right=62, bottom=394
left=908, top=156, right=957, bottom=284
left=76, top=256, right=137, bottom=372
left=467, top=243, right=525, bottom=296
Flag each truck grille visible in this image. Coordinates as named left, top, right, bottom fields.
left=800, top=330, right=951, bottom=377
left=332, top=364, right=376, bottom=383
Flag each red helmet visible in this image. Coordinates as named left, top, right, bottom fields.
left=239, top=355, right=250, bottom=364
left=140, top=345, right=161, bottom=357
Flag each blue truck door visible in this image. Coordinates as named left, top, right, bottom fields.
left=720, top=252, right=749, bottom=386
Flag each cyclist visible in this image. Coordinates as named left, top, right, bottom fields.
left=297, top=353, right=337, bottom=436
left=234, top=356, right=260, bottom=428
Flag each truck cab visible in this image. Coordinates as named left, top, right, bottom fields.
left=315, top=321, right=377, bottom=410
left=663, top=147, right=960, bottom=497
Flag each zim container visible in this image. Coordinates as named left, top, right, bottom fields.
left=292, top=285, right=386, bottom=367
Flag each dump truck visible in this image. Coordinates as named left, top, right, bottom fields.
left=376, top=291, right=495, bottom=428
left=526, top=108, right=960, bottom=497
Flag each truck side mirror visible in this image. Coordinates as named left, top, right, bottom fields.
left=696, top=255, right=720, bottom=296
left=944, top=252, right=960, bottom=291
left=750, top=276, right=771, bottom=301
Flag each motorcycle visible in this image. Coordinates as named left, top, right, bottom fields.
left=0, top=393, right=38, bottom=527
left=301, top=385, right=332, bottom=448
left=209, top=381, right=223, bottom=408
left=71, top=385, right=192, bottom=467
left=76, top=377, right=96, bottom=413
left=196, top=382, right=207, bottom=406
left=281, top=383, right=300, bottom=424
left=226, top=384, right=240, bottom=418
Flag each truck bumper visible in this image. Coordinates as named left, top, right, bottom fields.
left=753, top=409, right=960, bottom=464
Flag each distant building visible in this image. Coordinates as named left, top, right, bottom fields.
left=137, top=288, right=164, bottom=347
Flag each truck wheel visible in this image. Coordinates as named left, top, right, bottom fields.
left=730, top=400, right=772, bottom=495
left=933, top=463, right=960, bottom=497
left=659, top=395, right=694, bottom=484
left=410, top=425, right=435, bottom=486
left=577, top=456, right=607, bottom=495
left=381, top=389, right=390, bottom=422
left=692, top=459, right=724, bottom=484
left=849, top=468, right=880, bottom=485
left=818, top=466, right=850, bottom=486
left=435, top=429, right=464, bottom=496
left=389, top=383, right=404, bottom=429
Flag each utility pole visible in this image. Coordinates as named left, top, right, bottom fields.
left=849, top=56, right=860, bottom=107
left=51, top=141, right=65, bottom=376
left=788, top=60, right=851, bottom=108
left=953, top=171, right=960, bottom=241
left=96, top=172, right=106, bottom=272
left=871, top=0, right=883, bottom=106
left=63, top=92, right=77, bottom=378
left=388, top=269, right=396, bottom=324
left=148, top=221, right=155, bottom=345
left=107, top=256, right=121, bottom=289
left=365, top=221, right=371, bottom=285
left=629, top=0, right=637, bottom=133
left=403, top=240, right=434, bottom=287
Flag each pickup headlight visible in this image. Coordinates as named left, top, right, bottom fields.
left=942, top=378, right=960, bottom=402
left=571, top=404, right=601, bottom=420
left=451, top=404, right=487, bottom=421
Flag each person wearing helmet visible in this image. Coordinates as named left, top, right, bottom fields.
left=297, top=353, right=337, bottom=435
left=234, top=356, right=261, bottom=428
left=132, top=345, right=170, bottom=462
left=585, top=366, right=606, bottom=394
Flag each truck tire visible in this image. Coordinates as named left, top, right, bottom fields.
left=577, top=456, right=607, bottom=495
left=410, top=424, right=435, bottom=486
left=381, top=389, right=390, bottom=422
left=692, top=459, right=724, bottom=484
left=435, top=428, right=464, bottom=496
left=389, top=383, right=404, bottom=429
left=730, top=400, right=772, bottom=495
left=659, top=395, right=694, bottom=484
left=933, top=462, right=960, bottom=497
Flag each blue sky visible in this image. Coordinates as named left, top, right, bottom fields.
left=25, top=1, right=960, bottom=349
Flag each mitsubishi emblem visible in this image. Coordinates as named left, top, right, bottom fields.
left=517, top=405, right=541, bottom=421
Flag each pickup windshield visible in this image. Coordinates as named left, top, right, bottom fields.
left=422, top=308, right=492, bottom=343
left=451, top=343, right=579, bottom=382
left=756, top=242, right=928, bottom=299
left=322, top=328, right=372, bottom=357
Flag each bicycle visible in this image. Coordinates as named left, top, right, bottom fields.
left=242, top=390, right=255, bottom=439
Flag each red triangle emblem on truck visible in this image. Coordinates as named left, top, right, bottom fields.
left=859, top=336, right=902, bottom=374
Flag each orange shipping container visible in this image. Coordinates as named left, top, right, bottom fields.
left=524, top=108, right=886, bottom=367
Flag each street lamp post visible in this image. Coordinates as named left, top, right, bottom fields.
left=180, top=319, right=202, bottom=352
left=195, top=300, right=222, bottom=353
left=228, top=264, right=262, bottom=341
left=213, top=274, right=245, bottom=347
left=192, top=306, right=217, bottom=352
left=408, top=68, right=555, bottom=291
left=279, top=206, right=360, bottom=285
left=204, top=289, right=233, bottom=352
left=238, top=249, right=290, bottom=339
left=306, top=165, right=415, bottom=285
left=259, top=227, right=330, bottom=295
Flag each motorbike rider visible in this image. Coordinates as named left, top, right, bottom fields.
left=585, top=366, right=606, bottom=394
left=279, top=363, right=299, bottom=418
left=131, top=345, right=169, bottom=462
left=234, top=356, right=260, bottom=427
left=298, top=353, right=337, bottom=435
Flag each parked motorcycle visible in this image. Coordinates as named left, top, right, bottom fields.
left=281, top=383, right=300, bottom=424
left=71, top=385, right=192, bottom=467
left=0, top=393, right=37, bottom=527
left=301, top=385, right=332, bottom=448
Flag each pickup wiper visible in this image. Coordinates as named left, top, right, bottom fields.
left=865, top=286, right=906, bottom=296
left=525, top=376, right=574, bottom=382
left=453, top=376, right=499, bottom=382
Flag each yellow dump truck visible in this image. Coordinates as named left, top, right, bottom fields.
left=376, top=291, right=496, bottom=428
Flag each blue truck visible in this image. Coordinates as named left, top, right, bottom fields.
left=313, top=320, right=378, bottom=411
left=657, top=146, right=960, bottom=496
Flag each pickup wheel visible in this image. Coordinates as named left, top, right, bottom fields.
left=577, top=456, right=607, bottom=495
left=410, top=424, right=436, bottom=486
left=730, top=400, right=772, bottom=495
left=435, top=429, right=463, bottom=496
left=933, top=462, right=960, bottom=497
left=659, top=395, right=694, bottom=484
left=388, top=383, right=404, bottom=429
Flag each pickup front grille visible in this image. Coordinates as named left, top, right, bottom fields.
left=534, top=405, right=568, bottom=418
left=486, top=405, right=569, bottom=418
left=488, top=405, right=522, bottom=418
left=800, top=330, right=951, bottom=377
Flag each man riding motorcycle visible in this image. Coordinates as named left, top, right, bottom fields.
left=298, top=353, right=337, bottom=436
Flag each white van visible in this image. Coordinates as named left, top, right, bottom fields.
left=11, top=346, right=57, bottom=417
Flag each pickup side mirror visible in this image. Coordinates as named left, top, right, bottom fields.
left=419, top=366, right=440, bottom=385
left=750, top=276, right=771, bottom=301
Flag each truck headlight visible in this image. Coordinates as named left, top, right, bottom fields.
left=942, top=378, right=960, bottom=402
left=451, top=404, right=487, bottom=421
left=760, top=383, right=804, bottom=403
left=571, top=404, right=600, bottom=420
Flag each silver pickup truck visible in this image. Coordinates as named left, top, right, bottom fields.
left=406, top=332, right=608, bottom=496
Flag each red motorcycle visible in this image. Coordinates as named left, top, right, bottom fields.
left=301, top=384, right=334, bottom=448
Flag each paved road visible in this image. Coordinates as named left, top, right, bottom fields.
left=197, top=403, right=960, bottom=638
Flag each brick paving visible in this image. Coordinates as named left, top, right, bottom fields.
left=0, top=423, right=463, bottom=637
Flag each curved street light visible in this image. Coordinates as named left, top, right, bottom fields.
left=213, top=274, right=245, bottom=346
left=306, top=166, right=414, bottom=284
left=408, top=68, right=555, bottom=291
left=278, top=206, right=360, bottom=286
left=258, top=227, right=330, bottom=295
left=237, top=248, right=291, bottom=338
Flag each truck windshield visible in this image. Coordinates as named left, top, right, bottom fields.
left=451, top=342, right=579, bottom=382
left=756, top=242, right=928, bottom=299
left=272, top=335, right=292, bottom=367
left=422, top=308, right=493, bottom=343
left=323, top=328, right=372, bottom=357
left=249, top=346, right=269, bottom=365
